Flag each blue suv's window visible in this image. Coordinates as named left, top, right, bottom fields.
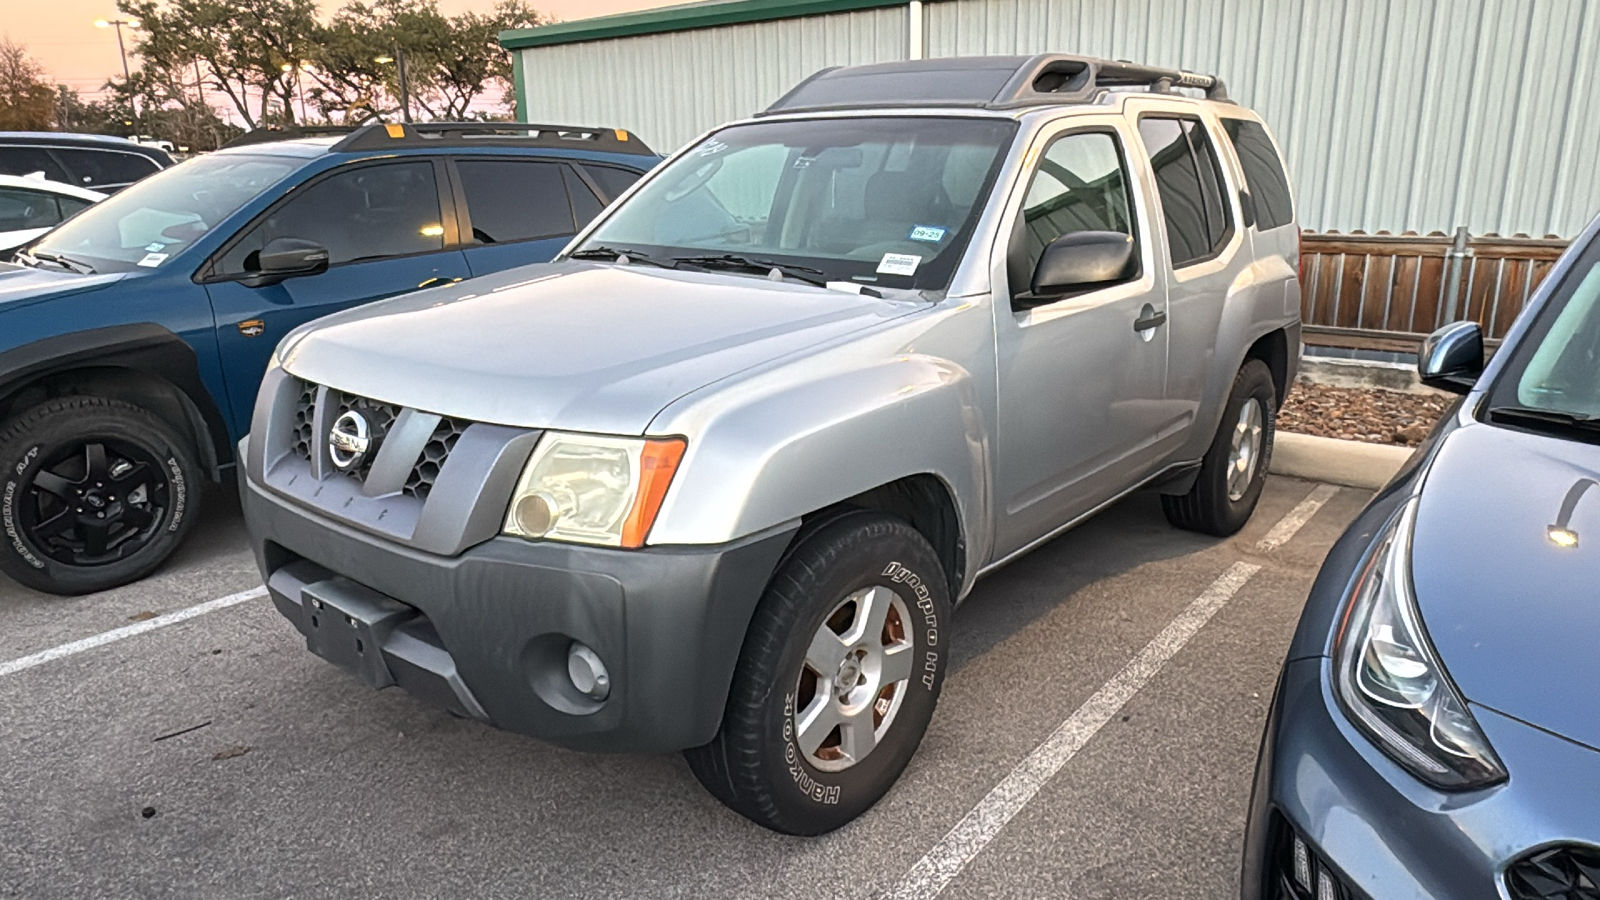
left=218, top=160, right=445, bottom=273
left=457, top=159, right=573, bottom=243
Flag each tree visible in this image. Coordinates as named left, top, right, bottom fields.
left=411, top=0, right=552, bottom=120
left=0, top=38, right=57, bottom=130
left=121, top=0, right=320, bottom=128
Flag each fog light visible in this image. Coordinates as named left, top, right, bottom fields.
left=1292, top=834, right=1311, bottom=889
left=513, top=493, right=557, bottom=537
left=567, top=642, right=611, bottom=701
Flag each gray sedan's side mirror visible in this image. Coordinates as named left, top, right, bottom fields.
left=241, top=237, right=330, bottom=287
left=1019, top=231, right=1137, bottom=309
left=1419, top=321, right=1484, bottom=394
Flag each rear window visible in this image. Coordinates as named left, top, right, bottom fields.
left=1137, top=117, right=1232, bottom=267
left=0, top=146, right=69, bottom=183
left=457, top=159, right=575, bottom=243
left=1221, top=119, right=1294, bottom=231
left=52, top=148, right=161, bottom=188
left=580, top=164, right=643, bottom=202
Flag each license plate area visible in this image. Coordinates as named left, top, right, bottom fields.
left=301, top=578, right=418, bottom=689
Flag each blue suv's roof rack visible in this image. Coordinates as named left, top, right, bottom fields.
left=224, top=121, right=655, bottom=156
left=763, top=54, right=1229, bottom=116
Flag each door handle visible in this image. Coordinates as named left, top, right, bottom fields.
left=417, top=276, right=461, bottom=289
left=1133, top=310, right=1167, bottom=332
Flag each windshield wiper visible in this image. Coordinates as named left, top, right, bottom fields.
left=567, top=246, right=677, bottom=269
left=672, top=254, right=828, bottom=288
left=21, top=250, right=96, bottom=274
left=1487, top=404, right=1600, bottom=442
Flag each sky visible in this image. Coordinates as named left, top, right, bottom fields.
left=7, top=0, right=678, bottom=111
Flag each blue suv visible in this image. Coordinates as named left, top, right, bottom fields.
left=0, top=122, right=659, bottom=595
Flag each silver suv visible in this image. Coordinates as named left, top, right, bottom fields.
left=241, top=55, right=1301, bottom=834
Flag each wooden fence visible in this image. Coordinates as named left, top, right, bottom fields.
left=1299, top=230, right=1569, bottom=351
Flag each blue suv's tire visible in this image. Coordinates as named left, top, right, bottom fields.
left=0, top=397, right=202, bottom=595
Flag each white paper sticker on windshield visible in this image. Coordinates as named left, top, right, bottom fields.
left=877, top=252, right=921, bottom=276
left=136, top=252, right=169, bottom=268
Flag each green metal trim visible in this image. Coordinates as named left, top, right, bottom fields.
left=499, top=0, right=917, bottom=50
left=512, top=51, right=528, bottom=121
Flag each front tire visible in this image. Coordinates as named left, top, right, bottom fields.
left=686, top=512, right=951, bottom=834
left=1162, top=359, right=1277, bottom=536
left=0, top=397, right=202, bottom=595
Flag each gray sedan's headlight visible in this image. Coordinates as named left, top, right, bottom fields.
left=502, top=432, right=685, bottom=548
left=1333, top=499, right=1507, bottom=789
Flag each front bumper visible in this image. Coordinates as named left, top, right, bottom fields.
left=242, top=465, right=796, bottom=753
left=1243, top=655, right=1600, bottom=899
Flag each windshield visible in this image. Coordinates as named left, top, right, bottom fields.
left=578, top=116, right=1018, bottom=291
left=1488, top=235, right=1600, bottom=423
left=24, top=153, right=298, bottom=274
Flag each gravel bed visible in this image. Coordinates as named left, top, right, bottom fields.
left=1278, top=380, right=1455, bottom=446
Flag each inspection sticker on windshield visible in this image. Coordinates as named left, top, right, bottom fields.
left=877, top=252, right=921, bottom=276
left=136, top=252, right=169, bottom=268
left=144, top=242, right=166, bottom=253
left=908, top=225, right=946, bottom=243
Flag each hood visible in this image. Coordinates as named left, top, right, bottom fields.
left=281, top=261, right=927, bottom=434
left=0, top=265, right=129, bottom=308
left=1410, top=419, right=1600, bottom=749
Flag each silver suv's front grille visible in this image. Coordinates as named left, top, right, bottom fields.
left=292, top=379, right=470, bottom=495
left=404, top=415, right=470, bottom=500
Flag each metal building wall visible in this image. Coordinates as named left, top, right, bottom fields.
left=517, top=7, right=907, bottom=154
left=926, top=0, right=1600, bottom=237
left=516, top=0, right=1600, bottom=237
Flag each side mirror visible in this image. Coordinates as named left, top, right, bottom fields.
left=1419, top=321, right=1484, bottom=394
left=241, top=237, right=329, bottom=287
left=1019, top=231, right=1137, bottom=308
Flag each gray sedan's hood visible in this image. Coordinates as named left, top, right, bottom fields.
left=1410, top=420, right=1600, bottom=749
left=282, top=261, right=925, bottom=434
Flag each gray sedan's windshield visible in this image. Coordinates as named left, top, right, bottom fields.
left=1491, top=239, right=1600, bottom=424
left=25, top=154, right=297, bottom=274
left=578, top=116, right=1017, bottom=291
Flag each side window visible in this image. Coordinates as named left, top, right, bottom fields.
left=218, top=161, right=444, bottom=274
left=0, top=188, right=64, bottom=231
left=579, top=164, right=643, bottom=202
left=1012, top=131, right=1136, bottom=288
left=58, top=196, right=93, bottom=218
left=563, top=167, right=603, bottom=226
left=1137, top=117, right=1232, bottom=267
left=51, top=148, right=160, bottom=188
left=457, top=159, right=574, bottom=244
left=0, top=147, right=70, bottom=183
left=1221, top=119, right=1294, bottom=230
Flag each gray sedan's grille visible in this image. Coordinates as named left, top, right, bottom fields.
left=404, top=416, right=469, bottom=500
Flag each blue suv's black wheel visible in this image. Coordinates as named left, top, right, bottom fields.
left=0, top=397, right=201, bottom=595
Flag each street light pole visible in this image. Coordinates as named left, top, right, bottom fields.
left=375, top=47, right=412, bottom=123
left=95, top=18, right=140, bottom=136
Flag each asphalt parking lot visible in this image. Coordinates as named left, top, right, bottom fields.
left=0, top=473, right=1368, bottom=899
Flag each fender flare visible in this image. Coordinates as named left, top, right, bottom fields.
left=0, top=323, right=232, bottom=477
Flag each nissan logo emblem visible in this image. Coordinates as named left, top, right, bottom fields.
left=328, top=409, right=376, bottom=472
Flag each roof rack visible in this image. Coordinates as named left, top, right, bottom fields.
left=762, top=54, right=1230, bottom=116
left=224, top=121, right=655, bottom=156
left=221, top=125, right=364, bottom=149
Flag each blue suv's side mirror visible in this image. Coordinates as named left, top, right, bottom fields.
left=240, top=237, right=329, bottom=288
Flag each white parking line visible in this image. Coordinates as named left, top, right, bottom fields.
left=1256, top=484, right=1341, bottom=553
left=883, top=562, right=1261, bottom=900
left=0, top=586, right=267, bottom=679
left=883, top=481, right=1340, bottom=899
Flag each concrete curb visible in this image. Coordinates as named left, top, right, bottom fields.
left=1269, top=431, right=1414, bottom=490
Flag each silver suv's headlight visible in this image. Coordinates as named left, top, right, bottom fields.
left=1333, top=499, right=1507, bottom=789
left=502, top=432, right=685, bottom=548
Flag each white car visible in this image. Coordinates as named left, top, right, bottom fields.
left=0, top=174, right=105, bottom=257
